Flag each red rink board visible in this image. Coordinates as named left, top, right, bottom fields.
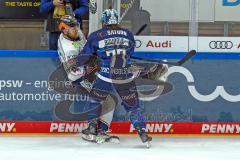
left=0, top=121, right=240, bottom=135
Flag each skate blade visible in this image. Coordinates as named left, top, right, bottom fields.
left=96, top=137, right=105, bottom=144
left=106, top=137, right=120, bottom=144
left=96, top=136, right=120, bottom=144
left=81, top=134, right=96, bottom=143
left=144, top=141, right=151, bottom=149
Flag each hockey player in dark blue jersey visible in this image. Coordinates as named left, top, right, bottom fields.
left=80, top=8, right=152, bottom=147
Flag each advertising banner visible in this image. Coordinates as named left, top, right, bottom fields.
left=215, top=0, right=240, bottom=22
left=0, top=36, right=240, bottom=135
left=135, top=36, right=240, bottom=53
left=0, top=0, right=43, bottom=19
left=1, top=121, right=240, bottom=135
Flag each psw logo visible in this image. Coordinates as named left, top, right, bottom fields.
left=223, top=0, right=240, bottom=6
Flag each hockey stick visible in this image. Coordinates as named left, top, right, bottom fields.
left=132, top=24, right=197, bottom=66
left=177, top=50, right=196, bottom=65
left=131, top=50, right=196, bottom=66
left=135, top=24, right=147, bottom=35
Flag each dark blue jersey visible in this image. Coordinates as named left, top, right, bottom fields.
left=82, top=27, right=135, bottom=83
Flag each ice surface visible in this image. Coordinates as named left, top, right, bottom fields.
left=0, top=135, right=239, bottom=160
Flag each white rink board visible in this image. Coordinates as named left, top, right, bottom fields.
left=135, top=36, right=240, bottom=53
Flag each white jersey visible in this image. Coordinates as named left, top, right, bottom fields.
left=58, top=30, right=86, bottom=81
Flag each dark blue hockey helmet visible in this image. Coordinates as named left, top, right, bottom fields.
left=101, top=9, right=119, bottom=25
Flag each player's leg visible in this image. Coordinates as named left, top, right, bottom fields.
left=95, top=80, right=119, bottom=143
left=81, top=78, right=118, bottom=143
left=115, top=81, right=152, bottom=147
left=96, top=108, right=120, bottom=144
left=82, top=97, right=116, bottom=143
left=81, top=99, right=100, bottom=142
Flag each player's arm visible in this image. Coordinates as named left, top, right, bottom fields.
left=80, top=33, right=101, bottom=75
left=58, top=39, right=85, bottom=82
left=74, top=0, right=89, bottom=17
left=40, top=0, right=55, bottom=13
left=58, top=37, right=93, bottom=80
left=77, top=33, right=96, bottom=65
left=73, top=32, right=100, bottom=91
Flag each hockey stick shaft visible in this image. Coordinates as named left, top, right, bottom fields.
left=131, top=56, right=179, bottom=65
left=135, top=24, right=147, bottom=35
left=131, top=50, right=196, bottom=66
left=133, top=24, right=196, bottom=65
left=177, top=50, right=196, bottom=65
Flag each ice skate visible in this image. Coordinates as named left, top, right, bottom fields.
left=81, top=122, right=97, bottom=143
left=95, top=130, right=120, bottom=144
left=136, top=127, right=152, bottom=148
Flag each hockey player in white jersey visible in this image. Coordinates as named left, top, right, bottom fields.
left=57, top=14, right=86, bottom=82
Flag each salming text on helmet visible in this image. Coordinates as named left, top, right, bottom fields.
left=58, top=14, right=78, bottom=31
left=101, top=9, right=119, bottom=25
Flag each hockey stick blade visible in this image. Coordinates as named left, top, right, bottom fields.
left=131, top=50, right=197, bottom=66
left=135, top=24, right=147, bottom=35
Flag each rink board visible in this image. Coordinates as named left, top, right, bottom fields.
left=0, top=121, right=239, bottom=135
left=0, top=46, right=240, bottom=135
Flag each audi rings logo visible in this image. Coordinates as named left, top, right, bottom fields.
left=209, top=41, right=233, bottom=49
left=135, top=39, right=142, bottom=48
